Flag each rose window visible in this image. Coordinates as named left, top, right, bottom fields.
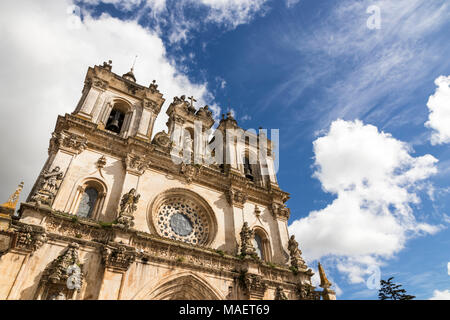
left=156, top=198, right=210, bottom=245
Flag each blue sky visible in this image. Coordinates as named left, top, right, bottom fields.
left=0, top=0, right=449, bottom=299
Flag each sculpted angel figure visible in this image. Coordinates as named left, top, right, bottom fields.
left=288, top=235, right=306, bottom=268
left=119, top=188, right=140, bottom=215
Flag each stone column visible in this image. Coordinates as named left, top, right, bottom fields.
left=98, top=244, right=136, bottom=300
left=226, top=187, right=248, bottom=255
left=76, top=79, right=108, bottom=121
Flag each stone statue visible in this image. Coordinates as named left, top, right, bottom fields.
left=288, top=235, right=306, bottom=269
left=119, top=188, right=140, bottom=215
left=239, top=222, right=256, bottom=257
left=117, top=189, right=140, bottom=229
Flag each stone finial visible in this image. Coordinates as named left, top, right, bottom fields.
left=318, top=262, right=332, bottom=289
left=1, top=182, right=24, bottom=214
left=318, top=262, right=336, bottom=300
left=102, top=60, right=112, bottom=71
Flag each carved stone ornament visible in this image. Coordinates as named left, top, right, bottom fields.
left=102, top=244, right=136, bottom=271
left=239, top=222, right=256, bottom=257
left=296, top=282, right=320, bottom=300
left=101, top=60, right=112, bottom=71
left=288, top=235, right=307, bottom=270
left=116, top=188, right=140, bottom=229
left=149, top=80, right=159, bottom=94
left=37, top=242, right=83, bottom=300
left=152, top=131, right=171, bottom=149
left=30, top=166, right=64, bottom=207
left=275, top=286, right=288, bottom=300
left=15, top=225, right=48, bottom=253
left=49, top=131, right=88, bottom=155
left=195, top=105, right=213, bottom=119
left=179, top=163, right=201, bottom=184
left=270, top=202, right=290, bottom=220
left=144, top=99, right=160, bottom=114
left=96, top=156, right=107, bottom=170
left=241, top=273, right=267, bottom=299
left=93, top=78, right=109, bottom=90
left=123, top=154, right=148, bottom=176
left=172, top=95, right=187, bottom=105
left=0, top=231, right=14, bottom=256
left=226, top=188, right=248, bottom=208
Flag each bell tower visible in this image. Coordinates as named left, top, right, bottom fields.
left=73, top=60, right=164, bottom=141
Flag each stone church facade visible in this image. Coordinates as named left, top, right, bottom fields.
left=0, top=61, right=336, bottom=300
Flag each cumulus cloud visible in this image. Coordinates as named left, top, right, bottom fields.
left=429, top=289, right=450, bottom=300
left=289, top=119, right=440, bottom=282
left=425, top=75, right=450, bottom=145
left=0, top=0, right=217, bottom=200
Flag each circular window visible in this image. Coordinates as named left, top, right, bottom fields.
left=153, top=193, right=214, bottom=246
left=170, top=213, right=193, bottom=236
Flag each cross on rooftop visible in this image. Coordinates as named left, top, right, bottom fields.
left=188, top=96, right=197, bottom=108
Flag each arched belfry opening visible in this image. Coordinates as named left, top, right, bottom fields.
left=104, top=99, right=132, bottom=135
left=106, top=108, right=125, bottom=134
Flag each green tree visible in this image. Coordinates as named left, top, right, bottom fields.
left=378, top=277, right=415, bottom=300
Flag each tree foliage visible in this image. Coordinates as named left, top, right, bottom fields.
left=378, top=277, right=415, bottom=300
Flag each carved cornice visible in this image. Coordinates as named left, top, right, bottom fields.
left=12, top=223, right=47, bottom=253
left=49, top=131, right=88, bottom=155
left=241, top=273, right=267, bottom=299
left=226, top=188, right=248, bottom=208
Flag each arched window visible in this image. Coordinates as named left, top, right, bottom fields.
left=252, top=227, right=271, bottom=262
left=252, top=233, right=264, bottom=260
left=68, top=179, right=107, bottom=220
left=106, top=108, right=125, bottom=134
left=76, top=187, right=98, bottom=218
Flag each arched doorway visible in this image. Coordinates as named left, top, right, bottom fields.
left=135, top=272, right=224, bottom=300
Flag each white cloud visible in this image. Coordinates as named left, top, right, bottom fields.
left=0, top=0, right=217, bottom=201
left=79, top=0, right=269, bottom=43
left=289, top=119, right=440, bottom=282
left=286, top=0, right=300, bottom=8
left=425, top=75, right=450, bottom=145
left=429, top=289, right=450, bottom=300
